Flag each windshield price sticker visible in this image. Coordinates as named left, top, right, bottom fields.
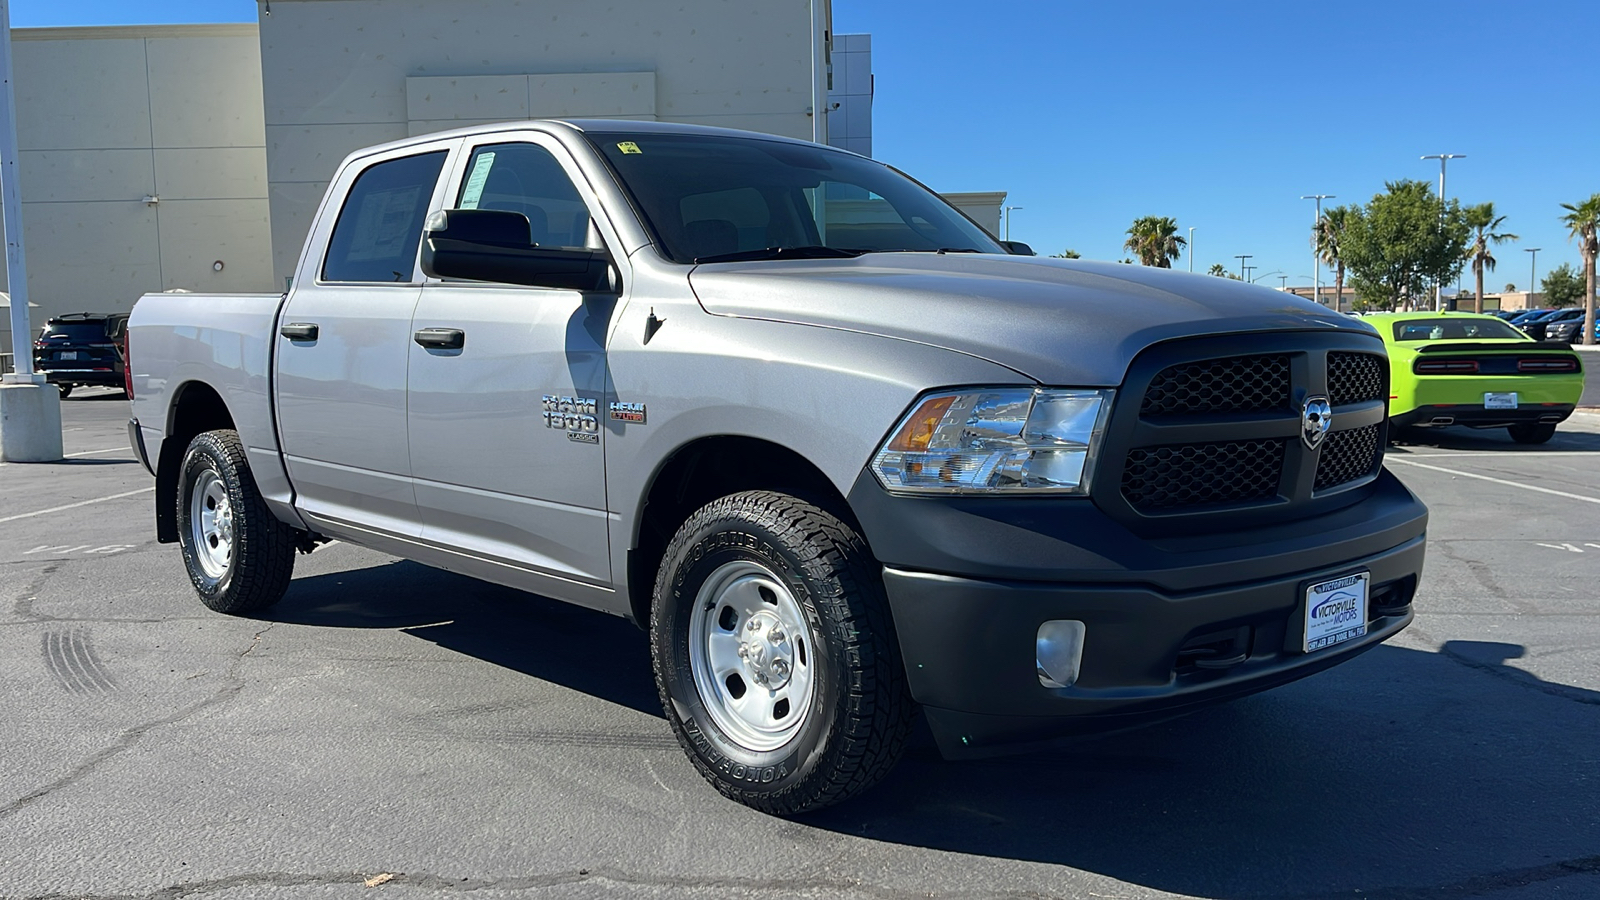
left=1304, top=572, right=1369, bottom=653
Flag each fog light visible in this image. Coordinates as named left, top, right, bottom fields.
left=1036, top=620, right=1086, bottom=688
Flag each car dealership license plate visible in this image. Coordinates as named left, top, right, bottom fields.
left=57, top=351, right=79, bottom=361
left=1484, top=392, right=1518, bottom=410
left=1304, top=572, right=1369, bottom=653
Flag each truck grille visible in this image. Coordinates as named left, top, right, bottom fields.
left=1122, top=440, right=1285, bottom=509
left=1140, top=354, right=1290, bottom=415
left=1314, top=424, right=1382, bottom=491
left=1099, top=334, right=1390, bottom=527
left=1327, top=352, right=1385, bottom=406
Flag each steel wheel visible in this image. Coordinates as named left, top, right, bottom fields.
left=188, top=467, right=235, bottom=582
left=688, top=560, right=818, bottom=752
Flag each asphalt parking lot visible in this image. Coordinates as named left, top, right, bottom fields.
left=3, top=388, right=1599, bottom=900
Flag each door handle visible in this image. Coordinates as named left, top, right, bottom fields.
left=280, top=322, right=319, bottom=341
left=414, top=327, right=465, bottom=350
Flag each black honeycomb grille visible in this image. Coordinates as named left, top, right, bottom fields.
left=1314, top=424, right=1382, bottom=491
left=1121, top=440, right=1285, bottom=511
left=1328, top=352, right=1385, bottom=406
left=1140, top=354, right=1291, bottom=415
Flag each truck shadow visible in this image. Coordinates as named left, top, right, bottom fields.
left=266, top=561, right=1600, bottom=897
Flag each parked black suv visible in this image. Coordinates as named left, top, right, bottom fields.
left=34, top=313, right=129, bottom=397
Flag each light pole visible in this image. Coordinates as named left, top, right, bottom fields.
left=1302, top=194, right=1335, bottom=307
left=1003, top=206, right=1023, bottom=242
left=1421, top=154, right=1465, bottom=310
left=1250, top=269, right=1281, bottom=284
left=1278, top=275, right=1288, bottom=290
left=0, top=0, right=62, bottom=462
left=1235, top=254, right=1252, bottom=280
left=1526, top=247, right=1540, bottom=308
left=1187, top=226, right=1195, bottom=273
left=1242, top=265, right=1257, bottom=283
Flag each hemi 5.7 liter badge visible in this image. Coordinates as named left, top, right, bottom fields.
left=609, top=401, right=646, bottom=424
left=543, top=395, right=599, bottom=443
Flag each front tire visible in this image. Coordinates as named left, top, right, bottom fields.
left=175, top=429, right=296, bottom=614
left=1508, top=423, right=1557, bottom=444
left=651, top=491, right=913, bottom=815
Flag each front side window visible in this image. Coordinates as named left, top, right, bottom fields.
left=456, top=143, right=592, bottom=249
left=590, top=132, right=1003, bottom=263
left=322, top=151, right=448, bottom=283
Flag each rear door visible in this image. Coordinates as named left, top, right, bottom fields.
left=405, top=135, right=619, bottom=589
left=275, top=141, right=455, bottom=538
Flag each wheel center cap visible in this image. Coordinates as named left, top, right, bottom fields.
left=740, top=610, right=794, bottom=690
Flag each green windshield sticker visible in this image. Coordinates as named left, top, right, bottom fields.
left=459, top=152, right=496, bottom=209
left=617, top=141, right=642, bottom=155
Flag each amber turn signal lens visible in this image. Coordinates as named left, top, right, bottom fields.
left=885, top=395, right=957, bottom=451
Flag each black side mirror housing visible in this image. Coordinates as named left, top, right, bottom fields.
left=420, top=209, right=615, bottom=292
left=1000, top=240, right=1036, bottom=256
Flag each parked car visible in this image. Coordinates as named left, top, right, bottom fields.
left=1485, top=309, right=1522, bottom=320
left=33, top=312, right=129, bottom=397
left=1371, top=311, right=1584, bottom=444
left=1543, top=310, right=1596, bottom=344
left=126, top=120, right=1428, bottom=814
left=1519, top=307, right=1586, bottom=341
left=1507, top=308, right=1553, bottom=326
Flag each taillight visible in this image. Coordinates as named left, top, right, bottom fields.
left=1414, top=359, right=1478, bottom=374
left=122, top=332, right=134, bottom=399
left=1518, top=357, right=1579, bottom=373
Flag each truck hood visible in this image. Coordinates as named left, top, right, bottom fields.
left=688, top=254, right=1375, bottom=385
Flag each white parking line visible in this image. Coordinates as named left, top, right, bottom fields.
left=1402, top=450, right=1600, bottom=458
left=1386, top=458, right=1600, bottom=505
left=0, top=488, right=154, bottom=524
left=65, top=448, right=129, bottom=458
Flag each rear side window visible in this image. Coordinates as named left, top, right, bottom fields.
left=322, top=151, right=448, bottom=283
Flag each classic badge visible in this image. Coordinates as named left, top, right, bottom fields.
left=1301, top=396, right=1332, bottom=450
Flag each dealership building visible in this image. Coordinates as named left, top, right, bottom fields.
left=0, top=1, right=1004, bottom=355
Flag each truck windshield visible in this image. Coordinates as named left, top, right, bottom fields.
left=589, top=131, right=1004, bottom=263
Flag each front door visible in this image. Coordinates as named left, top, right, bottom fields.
left=275, top=145, right=453, bottom=538
left=406, top=137, right=616, bottom=588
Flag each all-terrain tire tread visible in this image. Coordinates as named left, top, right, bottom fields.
left=651, top=490, right=914, bottom=815
left=179, top=429, right=296, bottom=614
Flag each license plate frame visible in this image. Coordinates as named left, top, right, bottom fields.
left=1303, top=572, right=1369, bottom=653
left=1484, top=391, right=1518, bottom=410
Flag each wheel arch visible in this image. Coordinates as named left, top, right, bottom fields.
left=154, top=380, right=237, bottom=543
left=626, top=435, right=864, bottom=630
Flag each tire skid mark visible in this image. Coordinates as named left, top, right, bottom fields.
left=41, top=627, right=117, bottom=694
left=10, top=562, right=62, bottom=623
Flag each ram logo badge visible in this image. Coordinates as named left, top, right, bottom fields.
left=542, top=395, right=599, bottom=443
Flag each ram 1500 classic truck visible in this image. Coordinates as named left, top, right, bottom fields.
left=127, top=120, right=1428, bottom=815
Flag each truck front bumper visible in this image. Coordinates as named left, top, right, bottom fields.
left=848, top=468, right=1429, bottom=758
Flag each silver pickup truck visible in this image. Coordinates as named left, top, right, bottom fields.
left=127, top=120, right=1428, bottom=814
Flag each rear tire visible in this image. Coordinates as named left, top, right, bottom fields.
left=1507, top=423, right=1557, bottom=445
left=175, top=429, right=296, bottom=614
left=651, top=491, right=913, bottom=815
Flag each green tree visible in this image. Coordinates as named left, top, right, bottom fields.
left=1123, top=216, right=1186, bottom=267
left=1463, top=203, right=1518, bottom=315
left=1313, top=205, right=1350, bottom=309
left=1560, top=194, right=1600, bottom=345
left=1206, top=263, right=1240, bottom=279
left=1542, top=263, right=1585, bottom=308
left=1340, top=180, right=1471, bottom=311
left=1049, top=249, right=1082, bottom=259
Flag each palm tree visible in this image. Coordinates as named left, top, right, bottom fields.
left=1313, top=206, right=1350, bottom=310
left=1049, top=249, right=1082, bottom=259
left=1463, top=203, right=1518, bottom=315
left=1560, top=194, right=1600, bottom=345
left=1207, top=263, right=1230, bottom=278
left=1123, top=216, right=1186, bottom=268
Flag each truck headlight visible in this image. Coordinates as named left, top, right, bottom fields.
left=871, top=388, right=1112, bottom=494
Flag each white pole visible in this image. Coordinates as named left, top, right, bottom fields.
left=0, top=0, right=31, bottom=376
left=1188, top=227, right=1195, bottom=273
left=0, top=0, right=62, bottom=463
left=810, top=0, right=829, bottom=145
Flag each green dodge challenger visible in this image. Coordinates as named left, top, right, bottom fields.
left=1368, top=311, right=1584, bottom=444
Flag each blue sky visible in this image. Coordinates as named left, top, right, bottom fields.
left=17, top=1, right=1600, bottom=291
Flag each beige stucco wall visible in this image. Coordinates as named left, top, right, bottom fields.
left=3, top=23, right=274, bottom=340
left=260, top=0, right=821, bottom=282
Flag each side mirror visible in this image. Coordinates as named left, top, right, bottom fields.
left=1000, top=240, right=1036, bottom=256
left=420, top=208, right=614, bottom=292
